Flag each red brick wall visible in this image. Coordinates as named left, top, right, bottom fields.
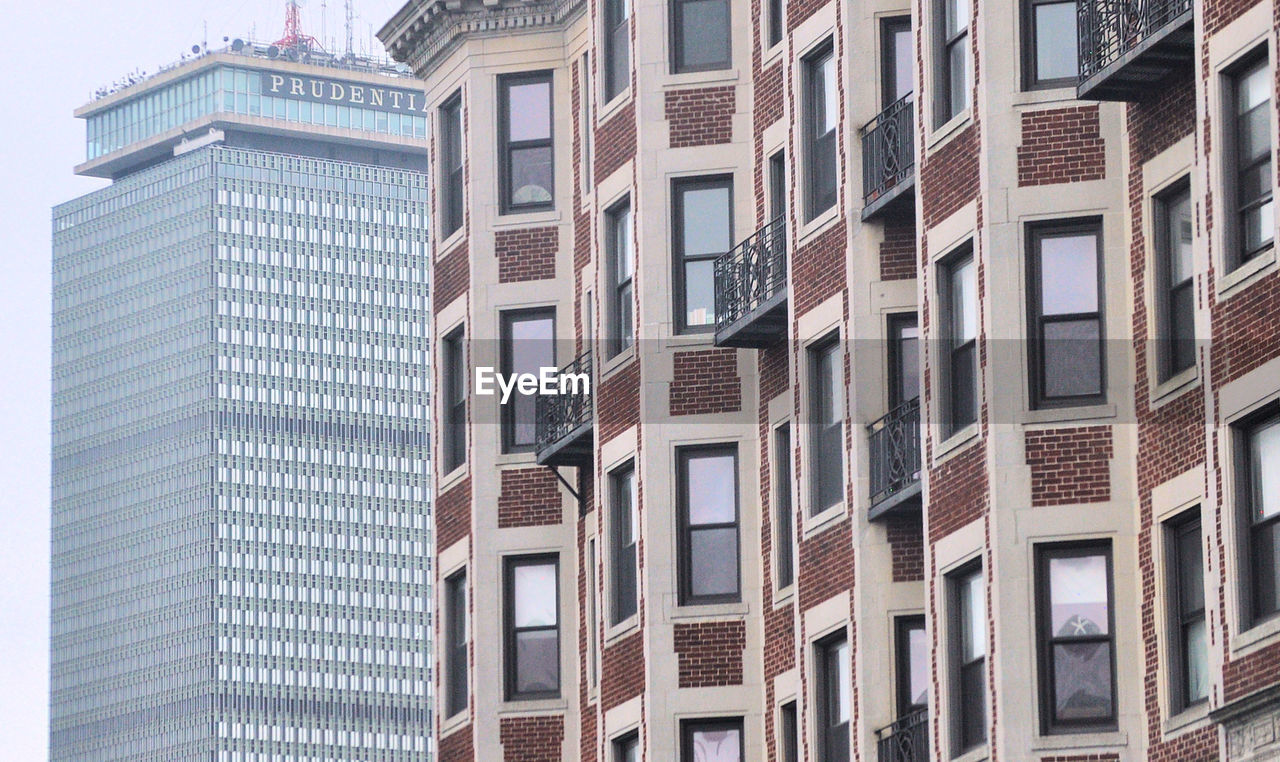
left=1025, top=426, right=1113, bottom=507
left=887, top=514, right=924, bottom=582
left=798, top=520, right=854, bottom=610
left=496, top=226, right=558, bottom=283
left=499, top=715, right=564, bottom=762
left=598, top=360, right=641, bottom=444
left=438, top=727, right=474, bottom=762
left=673, top=620, right=747, bottom=687
left=926, top=443, right=989, bottom=543
left=601, top=631, right=644, bottom=710
left=595, top=102, right=636, bottom=182
left=435, top=241, right=470, bottom=314
left=1016, top=105, right=1106, bottom=187
left=1039, top=754, right=1120, bottom=762
left=792, top=220, right=848, bottom=318
left=1213, top=271, right=1280, bottom=386
left=436, top=477, right=472, bottom=550
left=669, top=349, right=742, bottom=415
left=920, top=125, right=979, bottom=228
left=880, top=218, right=917, bottom=281
left=666, top=86, right=735, bottom=148
left=754, top=65, right=785, bottom=141
left=1128, top=70, right=1195, bottom=167
left=497, top=468, right=564, bottom=528
left=1204, top=0, right=1258, bottom=34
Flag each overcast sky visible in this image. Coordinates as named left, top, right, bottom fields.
left=0, top=2, right=405, bottom=757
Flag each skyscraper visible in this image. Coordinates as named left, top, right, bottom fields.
left=51, top=38, right=432, bottom=762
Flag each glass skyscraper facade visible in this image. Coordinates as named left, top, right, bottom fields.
left=51, top=50, right=431, bottom=762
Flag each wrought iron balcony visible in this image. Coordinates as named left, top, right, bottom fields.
left=876, top=709, right=929, bottom=762
left=1077, top=0, right=1194, bottom=101
left=861, top=96, right=915, bottom=221
left=867, top=396, right=922, bottom=520
left=713, top=215, right=787, bottom=348
left=534, top=351, right=593, bottom=467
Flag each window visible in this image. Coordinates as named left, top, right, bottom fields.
left=809, top=336, right=844, bottom=514
left=775, top=423, right=795, bottom=588
left=604, top=0, right=631, bottom=100
left=767, top=0, right=783, bottom=48
left=500, top=309, right=555, bottom=452
left=610, top=462, right=638, bottom=624
left=950, top=563, right=985, bottom=752
left=581, top=55, right=594, bottom=191
left=888, top=313, right=920, bottom=409
left=1240, top=409, right=1280, bottom=625
left=613, top=732, right=640, bottom=762
left=1027, top=222, right=1104, bottom=408
left=499, top=72, right=554, bottom=214
left=1035, top=544, right=1116, bottom=734
left=882, top=16, right=914, bottom=108
left=1155, top=181, right=1195, bottom=382
left=804, top=42, right=837, bottom=221
left=769, top=150, right=787, bottom=221
left=934, top=0, right=970, bottom=126
left=680, top=718, right=743, bottom=762
left=779, top=701, right=799, bottom=762
left=607, top=199, right=635, bottom=357
left=677, top=445, right=740, bottom=605
left=439, top=91, right=464, bottom=237
left=816, top=631, right=850, bottom=762
left=442, top=327, right=466, bottom=472
left=671, top=0, right=731, bottom=73
left=673, top=176, right=733, bottom=333
left=504, top=555, right=559, bottom=700
left=1226, top=53, right=1274, bottom=267
left=587, top=537, right=600, bottom=687
left=896, top=615, right=928, bottom=717
left=1167, top=511, right=1207, bottom=712
left=940, top=247, right=976, bottom=436
left=1022, top=0, right=1078, bottom=89
left=444, top=570, right=468, bottom=718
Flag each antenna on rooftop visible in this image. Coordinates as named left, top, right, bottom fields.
left=344, top=0, right=355, bottom=57
left=275, top=0, right=322, bottom=52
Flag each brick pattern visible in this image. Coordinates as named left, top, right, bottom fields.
left=669, top=349, right=742, bottom=415
left=1205, top=0, right=1258, bottom=34
left=498, top=715, right=564, bottom=762
left=754, top=64, right=785, bottom=136
left=434, top=241, right=469, bottom=314
left=792, top=220, right=848, bottom=318
left=1213, top=270, right=1280, bottom=386
left=595, top=101, right=636, bottom=182
left=673, top=620, right=746, bottom=687
left=666, top=86, right=735, bottom=148
left=887, top=514, right=924, bottom=582
left=436, top=477, right=471, bottom=551
left=598, top=360, right=640, bottom=444
left=438, top=727, right=474, bottom=762
left=1128, top=69, right=1195, bottom=167
left=497, top=468, right=563, bottom=528
left=1016, top=106, right=1106, bottom=187
left=879, top=218, right=917, bottom=281
left=1039, top=755, right=1120, bottom=762
left=920, top=125, right=979, bottom=228
left=798, top=520, right=854, bottom=610
left=601, top=631, right=644, bottom=710
left=1025, top=426, right=1113, bottom=507
left=926, top=442, right=988, bottom=544
left=496, top=226, right=558, bottom=283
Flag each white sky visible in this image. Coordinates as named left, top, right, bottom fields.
left=0, top=2, right=406, bottom=757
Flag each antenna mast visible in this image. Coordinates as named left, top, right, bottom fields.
left=344, top=0, right=355, bottom=56
left=275, top=0, right=320, bottom=50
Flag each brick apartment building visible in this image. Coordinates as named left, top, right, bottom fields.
left=379, top=0, right=1280, bottom=757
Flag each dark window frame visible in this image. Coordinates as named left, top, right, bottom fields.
left=1154, top=179, right=1196, bottom=382
left=808, top=334, right=844, bottom=516
left=1237, top=405, right=1280, bottom=628
left=676, top=444, right=742, bottom=606
left=607, top=197, right=635, bottom=358
left=439, top=90, right=464, bottom=238
left=442, top=326, right=467, bottom=473
left=679, top=717, right=745, bottom=762
left=895, top=615, right=928, bottom=718
left=1034, top=542, right=1118, bottom=735
left=779, top=701, right=799, bottom=762
left=612, top=731, right=640, bottom=762
left=774, top=422, right=795, bottom=589
left=934, top=0, right=970, bottom=127
left=670, top=0, right=732, bottom=73
left=503, top=554, right=561, bottom=701
left=1026, top=219, right=1106, bottom=410
left=888, top=312, right=920, bottom=410
left=949, top=561, right=986, bottom=753
left=604, top=0, right=631, bottom=101
left=609, top=461, right=638, bottom=624
left=1166, top=509, right=1207, bottom=714
left=803, top=40, right=838, bottom=221
left=769, top=149, right=787, bottom=221
left=767, top=0, right=784, bottom=48
left=1020, top=0, right=1079, bottom=90
left=498, top=70, right=555, bottom=215
left=881, top=16, right=914, bottom=109
left=939, top=245, right=976, bottom=437
left=815, top=629, right=851, bottom=762
left=444, top=569, right=468, bottom=718
left=672, top=175, right=734, bottom=334
left=499, top=308, right=556, bottom=453
left=1224, top=49, right=1275, bottom=269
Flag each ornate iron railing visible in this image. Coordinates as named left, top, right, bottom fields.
left=867, top=396, right=921, bottom=508
left=534, top=350, right=593, bottom=455
left=1078, top=0, right=1192, bottom=80
left=876, top=708, right=929, bottom=762
left=861, top=96, right=915, bottom=208
left=713, top=215, right=787, bottom=332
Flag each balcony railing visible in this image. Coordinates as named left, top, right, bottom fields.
left=1077, top=0, right=1194, bottom=101
left=876, top=709, right=929, bottom=762
left=861, top=95, right=915, bottom=221
left=713, top=215, right=788, bottom=348
left=867, top=396, right=922, bottom=519
left=534, top=350, right=593, bottom=466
